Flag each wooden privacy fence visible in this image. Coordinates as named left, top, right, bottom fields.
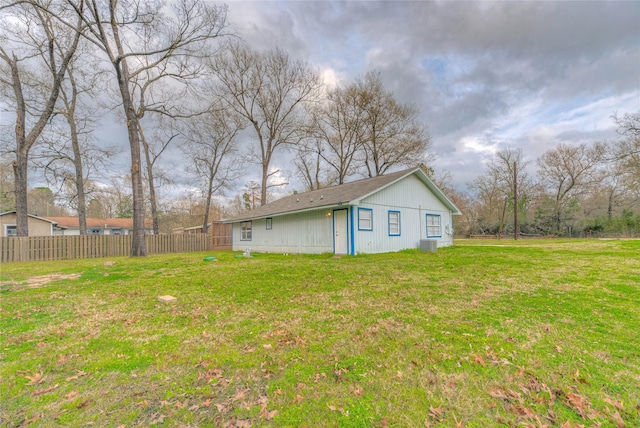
left=1, top=234, right=211, bottom=263
left=210, top=222, right=232, bottom=250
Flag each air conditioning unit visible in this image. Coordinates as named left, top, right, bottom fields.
left=419, top=239, right=438, bottom=252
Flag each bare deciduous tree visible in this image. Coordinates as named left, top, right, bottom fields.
left=613, top=111, right=640, bottom=199
left=537, top=142, right=606, bottom=234
left=294, top=136, right=336, bottom=191
left=469, top=148, right=533, bottom=234
left=0, top=1, right=82, bottom=235
left=357, top=72, right=431, bottom=177
left=62, top=0, right=228, bottom=255
left=210, top=42, right=321, bottom=205
left=309, top=84, right=366, bottom=184
left=181, top=109, right=244, bottom=232
left=137, top=118, right=177, bottom=235
left=306, top=71, right=431, bottom=186
left=31, top=34, right=111, bottom=234
left=127, top=23, right=222, bottom=236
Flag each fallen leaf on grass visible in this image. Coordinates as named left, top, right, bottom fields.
left=195, top=359, right=211, bottom=368
left=511, top=404, right=535, bottom=419
left=175, top=399, right=189, bottom=409
left=65, top=391, right=79, bottom=399
left=473, top=354, right=486, bottom=366
left=263, top=344, right=273, bottom=349
left=24, top=372, right=45, bottom=385
left=150, top=414, right=166, bottom=425
left=263, top=409, right=278, bottom=420
left=33, top=384, right=58, bottom=396
left=65, top=370, right=88, bottom=382
left=23, top=414, right=40, bottom=424
left=604, top=396, right=624, bottom=411
left=561, top=422, right=586, bottom=428
left=352, top=385, right=364, bottom=397
left=77, top=400, right=90, bottom=409
left=295, top=394, right=304, bottom=404
left=566, top=392, right=588, bottom=417
left=452, top=413, right=463, bottom=428
left=545, top=410, right=557, bottom=424
left=488, top=389, right=508, bottom=400
left=611, top=410, right=626, bottom=427
left=428, top=405, right=444, bottom=421
left=233, top=389, right=250, bottom=401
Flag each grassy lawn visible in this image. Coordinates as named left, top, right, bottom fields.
left=1, top=239, right=639, bottom=427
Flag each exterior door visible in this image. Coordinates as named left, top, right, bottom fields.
left=333, top=209, right=348, bottom=254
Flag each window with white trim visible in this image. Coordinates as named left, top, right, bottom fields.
left=358, top=208, right=373, bottom=231
left=5, top=225, right=17, bottom=237
left=266, top=218, right=272, bottom=230
left=388, top=211, right=400, bottom=236
left=426, top=214, right=441, bottom=238
left=241, top=221, right=252, bottom=240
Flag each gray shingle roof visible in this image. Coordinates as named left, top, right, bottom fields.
left=224, top=167, right=461, bottom=222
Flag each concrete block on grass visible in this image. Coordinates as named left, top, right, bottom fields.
left=158, top=295, right=177, bottom=304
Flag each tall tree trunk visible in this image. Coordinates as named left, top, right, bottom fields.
left=111, top=25, right=147, bottom=255
left=11, top=54, right=29, bottom=235
left=12, top=156, right=28, bottom=233
left=203, top=173, right=214, bottom=233
left=62, top=66, right=88, bottom=235
left=107, top=4, right=147, bottom=255
left=260, top=161, right=269, bottom=206
left=139, top=125, right=159, bottom=235
left=119, top=86, right=146, bottom=255
left=69, top=118, right=87, bottom=235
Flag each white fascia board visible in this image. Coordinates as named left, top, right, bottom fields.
left=222, top=204, right=342, bottom=223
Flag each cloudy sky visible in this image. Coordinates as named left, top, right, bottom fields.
left=2, top=1, right=638, bottom=199
left=221, top=0, right=639, bottom=190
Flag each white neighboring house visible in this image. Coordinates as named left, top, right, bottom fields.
left=41, top=217, right=154, bottom=235
left=224, top=167, right=462, bottom=255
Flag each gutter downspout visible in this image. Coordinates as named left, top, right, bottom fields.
left=350, top=206, right=355, bottom=255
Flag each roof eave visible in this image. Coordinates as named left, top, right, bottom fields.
left=355, top=167, right=462, bottom=215
left=222, top=203, right=344, bottom=223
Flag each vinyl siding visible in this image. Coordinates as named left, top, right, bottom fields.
left=232, top=209, right=335, bottom=254
left=0, top=213, right=54, bottom=237
left=353, top=174, right=453, bottom=253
